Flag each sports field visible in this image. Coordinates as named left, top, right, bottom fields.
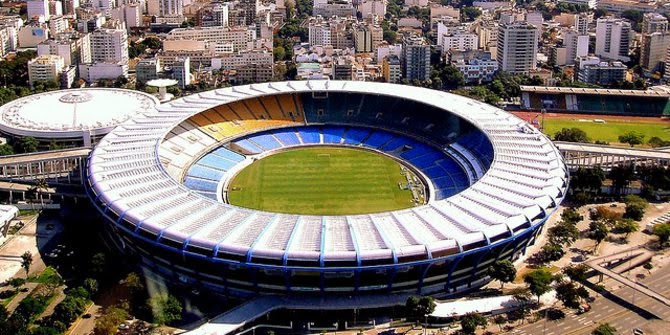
left=227, top=147, right=415, bottom=215
left=512, top=112, right=670, bottom=145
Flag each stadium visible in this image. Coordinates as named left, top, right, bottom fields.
left=86, top=81, right=567, bottom=299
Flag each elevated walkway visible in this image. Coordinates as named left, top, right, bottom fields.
left=584, top=247, right=670, bottom=308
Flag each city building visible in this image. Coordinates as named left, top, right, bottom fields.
left=437, top=24, right=478, bottom=52
left=597, top=0, right=657, bottom=13
left=576, top=56, right=627, bottom=86
left=37, top=32, right=92, bottom=67
left=78, top=62, right=128, bottom=81
left=28, top=55, right=65, bottom=86
left=165, top=26, right=252, bottom=53
left=563, top=29, right=589, bottom=65
left=640, top=32, right=670, bottom=71
left=27, top=0, right=49, bottom=21
left=595, top=17, right=632, bottom=62
left=401, top=34, right=430, bottom=81
left=172, top=57, right=190, bottom=88
left=497, top=21, right=538, bottom=74
left=18, top=23, right=49, bottom=48
left=382, top=55, right=401, bottom=83
left=332, top=57, right=353, bottom=80
left=136, top=57, right=161, bottom=83
left=352, top=24, right=382, bottom=53
left=239, top=0, right=259, bottom=25
left=642, top=12, right=668, bottom=33
left=452, top=56, right=499, bottom=83
left=196, top=2, right=229, bottom=27
left=159, top=0, right=183, bottom=16
left=90, top=28, right=129, bottom=64
left=48, top=15, right=69, bottom=35
left=359, top=0, right=386, bottom=18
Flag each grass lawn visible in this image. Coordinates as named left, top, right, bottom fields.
left=543, top=118, right=670, bottom=145
left=228, top=147, right=415, bottom=215
left=28, top=266, right=61, bottom=284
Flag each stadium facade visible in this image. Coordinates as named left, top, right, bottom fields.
left=86, top=81, right=567, bottom=299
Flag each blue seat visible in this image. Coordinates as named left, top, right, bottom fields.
left=381, top=137, right=409, bottom=151
left=187, top=164, right=225, bottom=181
left=343, top=128, right=370, bottom=145
left=199, top=154, right=235, bottom=170
left=299, top=129, right=320, bottom=144
left=184, top=177, right=218, bottom=192
left=410, top=152, right=444, bottom=169
left=362, top=131, right=394, bottom=149
left=250, top=134, right=282, bottom=150
left=274, top=129, right=301, bottom=146
left=233, top=139, right=263, bottom=154
left=212, top=147, right=245, bottom=162
left=322, top=126, right=345, bottom=144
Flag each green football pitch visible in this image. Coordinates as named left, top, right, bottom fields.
left=227, top=147, right=416, bottom=215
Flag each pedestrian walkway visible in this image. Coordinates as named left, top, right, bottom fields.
left=585, top=248, right=670, bottom=308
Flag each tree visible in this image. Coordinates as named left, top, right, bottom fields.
left=561, top=208, right=584, bottom=225
left=94, top=305, right=128, bottom=335
left=14, top=136, right=38, bottom=153
left=618, top=131, right=645, bottom=147
left=571, top=167, right=605, bottom=193
left=555, top=280, right=588, bottom=308
left=83, top=278, right=99, bottom=296
left=0, top=144, right=14, bottom=156
left=540, top=243, right=565, bottom=262
left=489, top=260, right=517, bottom=289
left=564, top=264, right=589, bottom=282
left=462, top=6, right=481, bottom=21
left=90, top=252, right=106, bottom=277
left=547, top=221, right=580, bottom=246
left=554, top=127, right=589, bottom=143
left=493, top=314, right=506, bottom=331
left=148, top=294, right=182, bottom=325
left=648, top=136, right=670, bottom=148
left=524, top=269, right=555, bottom=302
left=653, top=222, right=670, bottom=245
left=622, top=10, right=643, bottom=32
left=592, top=322, right=617, bottom=335
left=588, top=221, right=609, bottom=250
left=614, top=218, right=639, bottom=241
left=20, top=251, right=32, bottom=277
left=460, top=312, right=487, bottom=334
left=124, top=272, right=145, bottom=294
left=623, top=195, right=648, bottom=221
left=608, top=165, right=635, bottom=195
left=405, top=296, right=435, bottom=321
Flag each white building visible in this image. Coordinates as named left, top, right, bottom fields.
left=28, top=55, right=65, bottom=86
left=595, top=17, right=632, bottom=62
left=172, top=57, right=190, bottom=88
left=641, top=32, right=670, bottom=71
left=48, top=15, right=69, bottom=34
left=376, top=42, right=402, bottom=63
left=37, top=32, right=92, bottom=67
left=79, top=62, right=128, bottom=81
left=0, top=206, right=18, bottom=239
left=642, top=13, right=668, bottom=34
left=563, top=29, right=589, bottom=65
left=90, top=28, right=129, bottom=63
left=166, top=26, right=252, bottom=53
left=453, top=57, right=499, bottom=83
left=160, top=0, right=183, bottom=16
left=360, top=0, right=386, bottom=18
left=0, top=26, right=18, bottom=58
left=27, top=0, right=49, bottom=21
left=437, top=23, right=478, bottom=51
left=497, top=21, right=538, bottom=74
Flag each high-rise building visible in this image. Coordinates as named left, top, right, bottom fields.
left=576, top=56, right=626, bottom=86
left=172, top=57, right=190, bottom=88
left=37, top=31, right=91, bottom=67
left=574, top=13, right=590, bottom=35
left=642, top=13, right=668, bottom=34
left=197, top=2, right=229, bottom=27
left=563, top=29, right=589, bottom=65
left=136, top=57, right=160, bottom=83
left=382, top=55, right=401, bottom=83
left=62, top=0, right=79, bottom=15
left=90, top=28, right=129, bottom=63
left=240, top=0, right=259, bottom=26
left=27, top=0, right=49, bottom=20
left=640, top=32, right=670, bottom=71
left=28, top=55, right=65, bottom=86
left=595, top=17, right=632, bottom=62
left=497, top=21, right=538, bottom=74
left=159, top=0, right=183, bottom=16
left=401, top=34, right=430, bottom=81
left=353, top=24, right=382, bottom=53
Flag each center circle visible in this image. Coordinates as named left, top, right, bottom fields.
left=226, top=146, right=425, bottom=215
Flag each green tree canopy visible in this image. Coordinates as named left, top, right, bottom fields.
left=623, top=195, right=648, bottom=221
left=588, top=220, right=609, bottom=249
left=148, top=294, right=182, bottom=325
left=524, top=269, right=555, bottom=302
left=618, top=131, right=645, bottom=147
left=592, top=322, right=617, bottom=335
left=460, top=312, right=487, bottom=334
left=554, top=127, right=590, bottom=143
left=653, top=222, right=670, bottom=245
left=489, top=260, right=517, bottom=289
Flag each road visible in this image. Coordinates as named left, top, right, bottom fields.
left=510, top=263, right=670, bottom=335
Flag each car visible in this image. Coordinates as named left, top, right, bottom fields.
left=577, top=303, right=591, bottom=314
left=82, top=313, right=92, bottom=319
left=118, top=323, right=129, bottom=330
